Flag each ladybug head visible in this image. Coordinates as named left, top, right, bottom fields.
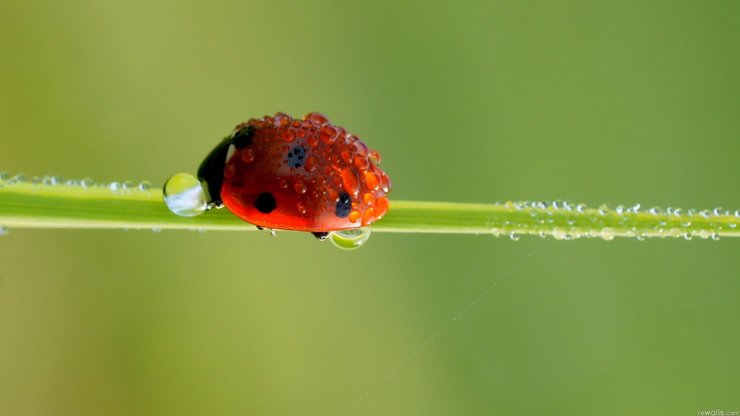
left=197, top=126, right=254, bottom=208
left=197, top=137, right=230, bottom=208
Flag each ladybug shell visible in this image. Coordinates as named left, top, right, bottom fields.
left=214, top=112, right=390, bottom=232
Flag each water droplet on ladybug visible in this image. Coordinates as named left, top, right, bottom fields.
left=304, top=112, right=329, bottom=125
left=319, top=125, right=338, bottom=144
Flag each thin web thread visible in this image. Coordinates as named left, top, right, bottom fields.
left=339, top=249, right=538, bottom=416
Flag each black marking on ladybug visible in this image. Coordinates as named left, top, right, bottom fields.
left=232, top=126, right=254, bottom=149
left=312, top=232, right=330, bottom=240
left=287, top=145, right=306, bottom=169
left=254, top=192, right=276, bottom=214
left=335, top=192, right=351, bottom=218
left=197, top=137, right=231, bottom=206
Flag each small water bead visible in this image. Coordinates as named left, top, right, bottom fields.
left=138, top=180, right=152, bottom=192
left=281, top=129, right=296, bottom=142
left=241, top=148, right=256, bottom=163
left=341, top=168, right=360, bottom=196
left=319, top=125, right=338, bottom=144
left=364, top=172, right=380, bottom=191
left=122, top=180, right=135, bottom=193
left=109, top=181, right=121, bottom=192
left=273, top=112, right=291, bottom=127
left=329, top=227, right=371, bottom=250
left=348, top=210, right=361, bottom=223
left=368, top=150, right=381, bottom=165
left=42, top=175, right=60, bottom=186
left=293, top=180, right=307, bottom=194
left=362, top=207, right=376, bottom=226
left=163, top=172, right=208, bottom=217
left=14, top=173, right=25, bottom=182
left=0, top=226, right=9, bottom=236
left=374, top=197, right=389, bottom=218
left=509, top=232, right=520, bottom=241
left=304, top=112, right=329, bottom=125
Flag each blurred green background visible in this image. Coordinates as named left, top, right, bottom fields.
left=1, top=1, right=738, bottom=415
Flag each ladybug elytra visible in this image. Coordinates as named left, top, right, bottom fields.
left=196, top=112, right=391, bottom=239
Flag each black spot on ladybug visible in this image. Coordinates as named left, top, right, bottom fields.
left=287, top=145, right=307, bottom=169
left=254, top=192, right=276, bottom=214
left=232, top=126, right=254, bottom=149
left=335, top=192, right=351, bottom=218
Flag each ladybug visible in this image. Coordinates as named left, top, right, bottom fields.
left=197, top=112, right=391, bottom=239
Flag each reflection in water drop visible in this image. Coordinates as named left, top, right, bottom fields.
left=163, top=173, right=208, bottom=217
left=330, top=227, right=371, bottom=250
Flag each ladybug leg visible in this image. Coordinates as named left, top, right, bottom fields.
left=311, top=232, right=330, bottom=241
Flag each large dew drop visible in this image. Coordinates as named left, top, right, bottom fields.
left=329, top=227, right=371, bottom=250
left=163, top=173, right=207, bottom=217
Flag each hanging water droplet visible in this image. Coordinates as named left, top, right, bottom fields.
left=163, top=173, right=208, bottom=217
left=330, top=227, right=371, bottom=250
left=108, top=181, right=121, bottom=192
left=600, top=228, right=615, bottom=241
left=80, top=177, right=94, bottom=189
left=0, top=226, right=9, bottom=236
left=552, top=228, right=567, bottom=240
left=509, top=232, right=520, bottom=241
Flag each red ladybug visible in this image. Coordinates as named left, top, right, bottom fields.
left=197, top=112, right=391, bottom=239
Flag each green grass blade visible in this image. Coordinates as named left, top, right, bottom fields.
left=0, top=175, right=738, bottom=239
